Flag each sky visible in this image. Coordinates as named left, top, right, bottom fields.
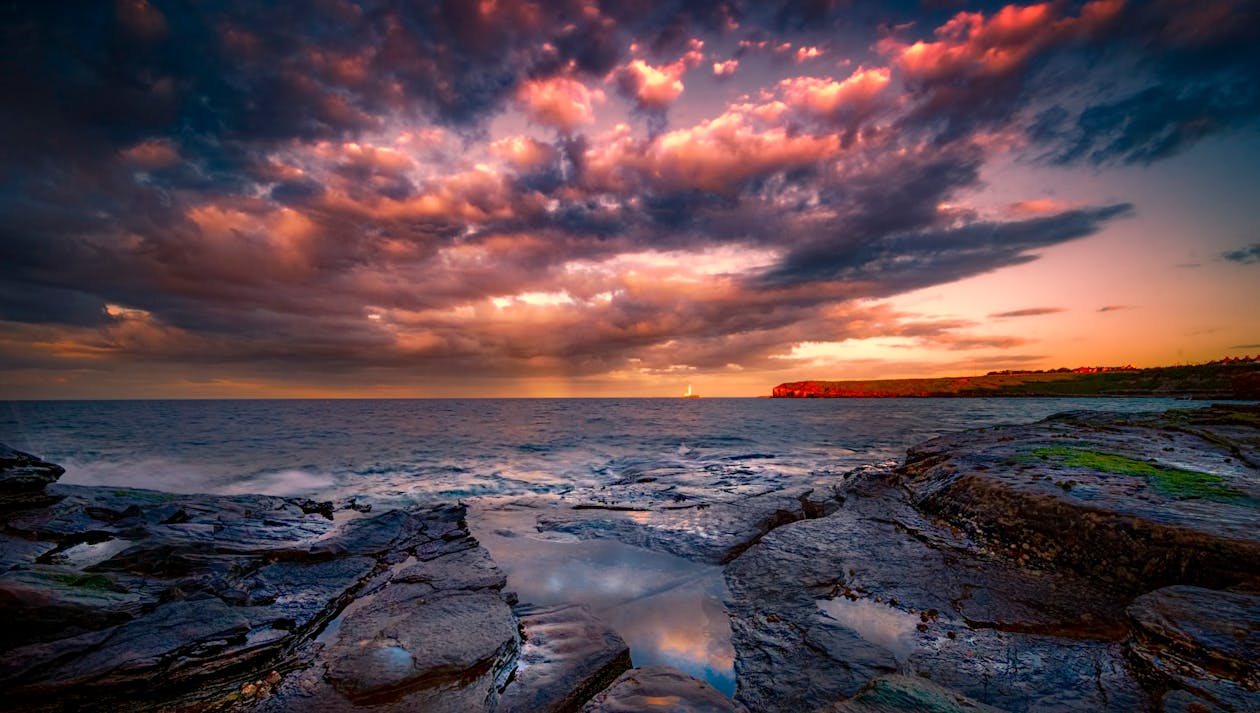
left=1, top=0, right=1258, bottom=398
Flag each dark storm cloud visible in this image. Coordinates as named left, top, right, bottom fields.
left=759, top=204, right=1134, bottom=289
left=270, top=179, right=326, bottom=206
left=876, top=1, right=1260, bottom=165
left=0, top=0, right=736, bottom=190
left=1221, top=243, right=1260, bottom=264
left=1047, top=0, right=1260, bottom=165
left=0, top=282, right=112, bottom=327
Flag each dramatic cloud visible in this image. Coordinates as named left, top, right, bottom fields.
left=516, top=76, right=604, bottom=132
left=781, top=68, right=890, bottom=112
left=1, top=0, right=1257, bottom=395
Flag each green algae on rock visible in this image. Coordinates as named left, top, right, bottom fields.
left=898, top=404, right=1260, bottom=591
left=1024, top=446, right=1249, bottom=502
left=726, top=404, right=1259, bottom=713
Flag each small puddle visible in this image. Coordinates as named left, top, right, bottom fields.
left=52, top=538, right=134, bottom=568
left=469, top=504, right=736, bottom=696
left=817, top=597, right=919, bottom=664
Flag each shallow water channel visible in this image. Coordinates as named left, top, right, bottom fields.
left=468, top=503, right=736, bottom=695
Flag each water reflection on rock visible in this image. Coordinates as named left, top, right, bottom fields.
left=470, top=503, right=736, bottom=696
left=816, top=597, right=918, bottom=664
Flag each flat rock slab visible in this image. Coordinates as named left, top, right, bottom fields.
left=725, top=473, right=1147, bottom=713
left=0, top=445, right=64, bottom=509
left=580, top=665, right=748, bottom=713
left=1128, top=586, right=1260, bottom=712
left=0, top=443, right=521, bottom=712
left=526, top=456, right=872, bottom=564
left=898, top=404, right=1260, bottom=591
left=326, top=586, right=517, bottom=704
left=498, top=603, right=632, bottom=713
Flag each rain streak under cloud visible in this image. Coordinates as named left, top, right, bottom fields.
left=1, top=0, right=1259, bottom=397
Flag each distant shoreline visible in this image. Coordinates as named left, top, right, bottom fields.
left=771, top=360, right=1260, bottom=399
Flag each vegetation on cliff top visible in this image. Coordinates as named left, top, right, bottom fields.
left=772, top=360, right=1260, bottom=399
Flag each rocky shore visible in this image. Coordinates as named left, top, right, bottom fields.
left=2, top=403, right=1258, bottom=712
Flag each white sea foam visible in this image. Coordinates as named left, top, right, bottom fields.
left=59, top=456, right=231, bottom=494
left=59, top=457, right=336, bottom=497
left=219, top=469, right=338, bottom=496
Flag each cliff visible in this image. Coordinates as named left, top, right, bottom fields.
left=772, top=360, right=1260, bottom=399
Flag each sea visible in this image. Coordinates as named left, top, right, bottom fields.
left=0, top=397, right=1221, bottom=695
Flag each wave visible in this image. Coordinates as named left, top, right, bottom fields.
left=219, top=469, right=338, bottom=497
left=59, top=456, right=338, bottom=498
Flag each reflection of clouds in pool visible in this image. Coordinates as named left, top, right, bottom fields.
left=817, top=597, right=919, bottom=663
left=625, top=510, right=653, bottom=524
left=604, top=577, right=736, bottom=695
left=469, top=505, right=736, bottom=696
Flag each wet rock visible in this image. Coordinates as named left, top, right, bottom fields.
left=498, top=603, right=632, bottom=713
left=325, top=586, right=518, bottom=704
left=0, top=445, right=64, bottom=509
left=580, top=665, right=748, bottom=713
left=1127, top=586, right=1260, bottom=712
left=17, top=598, right=251, bottom=691
left=537, top=484, right=847, bottom=564
left=898, top=405, right=1260, bottom=592
left=725, top=472, right=1147, bottom=712
left=0, top=565, right=147, bottom=648
left=310, top=508, right=413, bottom=558
left=1159, top=689, right=1230, bottom=713
left=0, top=443, right=530, bottom=712
left=394, top=544, right=507, bottom=591
left=512, top=449, right=866, bottom=564
left=234, top=556, right=376, bottom=628
left=724, top=406, right=1260, bottom=712
left=0, top=532, right=56, bottom=571
left=824, top=675, right=1006, bottom=713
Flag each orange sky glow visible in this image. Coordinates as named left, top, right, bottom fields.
left=2, top=1, right=1258, bottom=398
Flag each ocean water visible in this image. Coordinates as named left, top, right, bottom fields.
left=0, top=397, right=1219, bottom=695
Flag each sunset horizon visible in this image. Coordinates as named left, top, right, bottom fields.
left=3, top=1, right=1258, bottom=398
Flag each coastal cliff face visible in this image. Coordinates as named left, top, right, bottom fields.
left=2, top=403, right=1258, bottom=712
left=772, top=360, right=1260, bottom=398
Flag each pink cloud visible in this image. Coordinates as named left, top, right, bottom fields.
left=712, top=59, right=739, bottom=77
left=490, top=136, right=555, bottom=171
left=120, top=139, right=181, bottom=169
left=880, top=0, right=1124, bottom=81
left=778, top=67, right=892, bottom=117
left=795, top=46, right=823, bottom=63
left=615, top=60, right=686, bottom=108
left=516, top=76, right=603, bottom=132
left=336, top=142, right=415, bottom=173
left=586, top=107, right=841, bottom=194
left=613, top=43, right=705, bottom=110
